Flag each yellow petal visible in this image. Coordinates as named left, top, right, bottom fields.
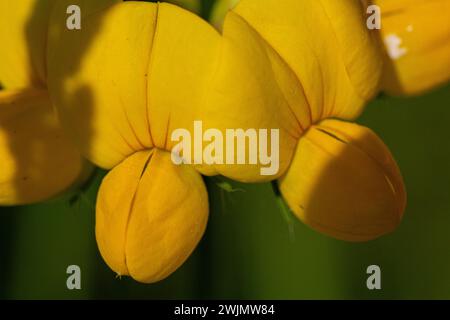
left=49, top=1, right=296, bottom=182
left=143, top=4, right=222, bottom=152
left=48, top=0, right=152, bottom=169
left=0, top=88, right=90, bottom=205
left=47, top=0, right=383, bottom=184
left=279, top=119, right=406, bottom=242
left=128, top=2, right=298, bottom=181
left=192, top=6, right=300, bottom=182
left=231, top=0, right=382, bottom=122
left=96, top=149, right=208, bottom=283
left=0, top=0, right=53, bottom=88
left=374, top=0, right=450, bottom=95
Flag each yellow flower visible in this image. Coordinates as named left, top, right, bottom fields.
left=1, top=0, right=206, bottom=283
left=373, top=0, right=450, bottom=95
left=211, top=0, right=406, bottom=241
left=15, top=0, right=409, bottom=282
left=226, top=0, right=406, bottom=241
left=47, top=0, right=298, bottom=182
left=0, top=0, right=90, bottom=205
left=45, top=0, right=219, bottom=283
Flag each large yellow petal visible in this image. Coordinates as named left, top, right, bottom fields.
left=150, top=4, right=299, bottom=181
left=279, top=119, right=406, bottom=242
left=231, top=0, right=382, bottom=122
left=373, top=0, right=450, bottom=95
left=0, top=0, right=53, bottom=88
left=49, top=1, right=297, bottom=182
left=0, top=88, right=90, bottom=205
left=96, top=149, right=208, bottom=283
left=48, top=0, right=151, bottom=169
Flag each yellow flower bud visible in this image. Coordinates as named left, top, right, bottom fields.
left=96, top=149, right=208, bottom=283
left=279, top=119, right=406, bottom=242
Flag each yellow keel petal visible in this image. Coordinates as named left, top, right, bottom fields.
left=279, top=119, right=406, bottom=242
left=96, top=149, right=208, bottom=283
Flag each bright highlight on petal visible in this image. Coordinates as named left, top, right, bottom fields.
left=0, top=89, right=90, bottom=205
left=96, top=149, right=208, bottom=283
left=279, top=119, right=406, bottom=242
left=374, top=0, right=450, bottom=95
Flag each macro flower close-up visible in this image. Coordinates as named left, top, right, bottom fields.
left=0, top=0, right=449, bottom=305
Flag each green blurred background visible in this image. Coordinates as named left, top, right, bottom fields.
left=1, top=0, right=449, bottom=299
